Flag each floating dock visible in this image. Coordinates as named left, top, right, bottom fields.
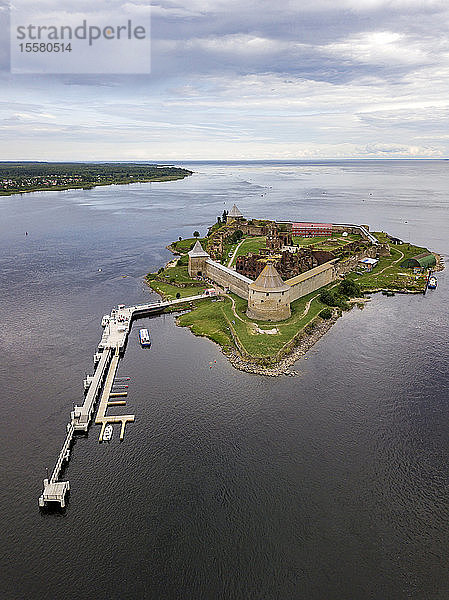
left=39, top=294, right=207, bottom=508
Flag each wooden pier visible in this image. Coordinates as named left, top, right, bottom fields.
left=39, top=294, right=207, bottom=508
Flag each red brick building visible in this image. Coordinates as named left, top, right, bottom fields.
left=292, top=222, right=333, bottom=237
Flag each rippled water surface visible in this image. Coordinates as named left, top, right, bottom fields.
left=1, top=161, right=448, bottom=599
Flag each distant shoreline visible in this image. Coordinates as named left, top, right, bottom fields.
left=0, top=162, right=193, bottom=196
left=0, top=176, right=190, bottom=197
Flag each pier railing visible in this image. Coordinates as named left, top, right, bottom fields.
left=39, top=293, right=209, bottom=508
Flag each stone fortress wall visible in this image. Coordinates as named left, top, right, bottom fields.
left=205, top=259, right=251, bottom=299
left=189, top=209, right=381, bottom=321
left=286, top=261, right=338, bottom=302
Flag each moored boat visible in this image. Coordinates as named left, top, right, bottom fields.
left=103, top=424, right=113, bottom=441
left=139, top=328, right=151, bottom=346
left=428, top=276, right=437, bottom=289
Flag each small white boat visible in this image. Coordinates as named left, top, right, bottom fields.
left=103, top=424, right=113, bottom=441
left=428, top=276, right=437, bottom=289
left=139, top=328, right=151, bottom=347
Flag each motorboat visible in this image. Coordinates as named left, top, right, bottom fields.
left=428, top=276, right=437, bottom=289
left=139, top=328, right=151, bottom=347
left=103, top=424, right=113, bottom=441
left=101, top=315, right=110, bottom=327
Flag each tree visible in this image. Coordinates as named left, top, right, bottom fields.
left=176, top=292, right=181, bottom=299
left=320, top=308, right=333, bottom=319
left=193, top=231, right=200, bottom=238
left=338, top=279, right=361, bottom=298
left=178, top=236, right=182, bottom=241
left=217, top=216, right=221, bottom=224
left=222, top=209, right=227, bottom=223
left=319, top=289, right=339, bottom=306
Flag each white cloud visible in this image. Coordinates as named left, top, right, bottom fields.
left=324, top=31, right=430, bottom=66
left=2, top=0, right=449, bottom=158
left=362, top=142, right=442, bottom=156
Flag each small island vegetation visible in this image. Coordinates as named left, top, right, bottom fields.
left=146, top=212, right=442, bottom=375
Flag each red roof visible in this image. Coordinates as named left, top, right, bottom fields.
left=293, top=222, right=333, bottom=228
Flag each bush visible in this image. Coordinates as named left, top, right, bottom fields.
left=338, top=279, right=361, bottom=298
left=231, top=230, right=243, bottom=243
left=320, top=288, right=350, bottom=311
left=320, top=308, right=333, bottom=319
left=319, top=289, right=339, bottom=306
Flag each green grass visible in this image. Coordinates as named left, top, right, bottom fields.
left=292, top=235, right=327, bottom=246
left=148, top=281, right=206, bottom=300
left=291, top=234, right=361, bottom=249
left=177, top=299, right=235, bottom=348
left=176, top=288, right=328, bottom=361
left=146, top=262, right=205, bottom=299
left=347, top=237, right=430, bottom=292
left=158, top=264, right=195, bottom=284
left=230, top=236, right=266, bottom=265
left=171, top=237, right=207, bottom=253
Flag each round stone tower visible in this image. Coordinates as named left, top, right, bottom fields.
left=247, top=263, right=291, bottom=322
left=188, top=240, right=210, bottom=278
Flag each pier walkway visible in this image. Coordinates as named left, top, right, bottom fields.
left=39, top=293, right=209, bottom=508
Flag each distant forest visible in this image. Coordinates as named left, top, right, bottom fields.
left=0, top=162, right=193, bottom=195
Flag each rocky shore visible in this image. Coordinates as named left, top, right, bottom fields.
left=224, top=313, right=340, bottom=377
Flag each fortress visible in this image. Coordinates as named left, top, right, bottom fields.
left=187, top=205, right=383, bottom=322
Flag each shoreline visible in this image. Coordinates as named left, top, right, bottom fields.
left=146, top=270, right=345, bottom=377
left=224, top=312, right=340, bottom=376
left=146, top=244, right=445, bottom=378
left=0, top=175, right=191, bottom=198
left=147, top=276, right=444, bottom=377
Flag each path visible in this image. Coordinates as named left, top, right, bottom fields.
left=376, top=248, right=404, bottom=275
left=354, top=248, right=404, bottom=281
left=227, top=239, right=245, bottom=268
left=224, top=289, right=322, bottom=335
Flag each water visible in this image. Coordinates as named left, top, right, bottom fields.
left=1, top=161, right=448, bottom=599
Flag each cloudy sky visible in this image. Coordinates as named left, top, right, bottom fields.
left=1, top=0, right=449, bottom=159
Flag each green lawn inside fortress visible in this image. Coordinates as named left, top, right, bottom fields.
left=0, top=162, right=192, bottom=195
left=146, top=233, right=434, bottom=362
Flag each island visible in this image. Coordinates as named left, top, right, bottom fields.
left=147, top=205, right=443, bottom=376
left=0, top=162, right=192, bottom=195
